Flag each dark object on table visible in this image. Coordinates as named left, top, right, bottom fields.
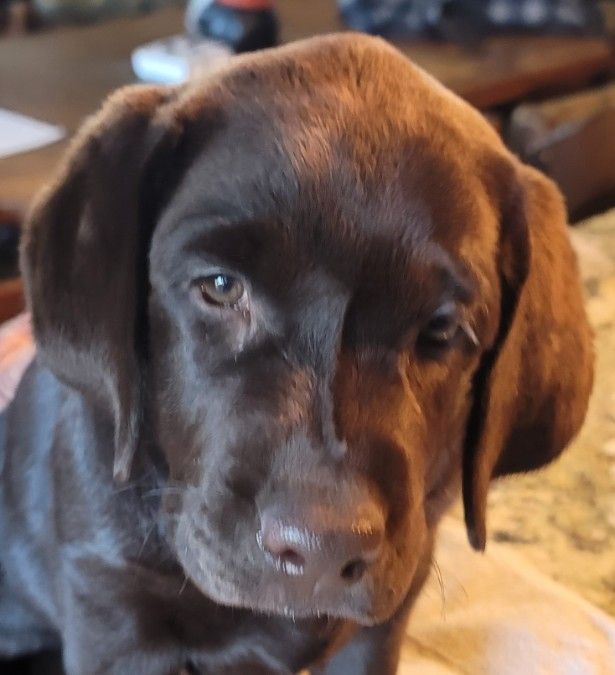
left=0, top=211, right=21, bottom=279
left=31, top=0, right=165, bottom=25
left=0, top=34, right=593, bottom=675
left=0, top=0, right=39, bottom=34
left=0, top=211, right=24, bottom=322
left=189, top=0, right=278, bottom=53
left=510, top=85, right=615, bottom=219
left=338, top=0, right=446, bottom=37
left=339, top=0, right=605, bottom=40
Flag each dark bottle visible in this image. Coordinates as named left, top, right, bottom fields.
left=193, top=0, right=279, bottom=53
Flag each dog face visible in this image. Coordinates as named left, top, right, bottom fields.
left=22, top=35, right=593, bottom=626
left=146, top=92, right=483, bottom=623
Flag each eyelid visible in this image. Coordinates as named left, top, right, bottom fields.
left=432, top=301, right=477, bottom=335
left=191, top=264, right=244, bottom=280
left=415, top=301, right=479, bottom=355
left=190, top=266, right=250, bottom=293
left=432, top=301, right=457, bottom=318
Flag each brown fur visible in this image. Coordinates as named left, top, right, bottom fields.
left=1, top=33, right=593, bottom=674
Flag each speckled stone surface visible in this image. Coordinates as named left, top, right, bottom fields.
left=451, top=208, right=615, bottom=617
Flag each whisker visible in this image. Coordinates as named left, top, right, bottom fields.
left=431, top=558, right=447, bottom=619
left=137, top=523, right=156, bottom=559
left=112, top=480, right=146, bottom=495
left=141, top=486, right=188, bottom=499
left=111, top=467, right=162, bottom=496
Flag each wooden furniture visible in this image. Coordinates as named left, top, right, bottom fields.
left=0, top=2, right=612, bottom=213
left=0, top=1, right=611, bottom=321
left=510, top=82, right=615, bottom=218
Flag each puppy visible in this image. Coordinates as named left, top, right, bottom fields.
left=0, top=33, right=593, bottom=675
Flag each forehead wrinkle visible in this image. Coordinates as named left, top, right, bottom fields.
left=270, top=66, right=407, bottom=209
left=154, top=39, right=490, bottom=299
left=276, top=107, right=455, bottom=247
left=363, top=232, right=474, bottom=308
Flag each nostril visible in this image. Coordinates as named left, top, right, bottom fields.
left=277, top=548, right=305, bottom=569
left=340, top=558, right=367, bottom=583
left=258, top=522, right=307, bottom=574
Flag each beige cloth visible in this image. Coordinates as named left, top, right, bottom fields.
left=399, top=517, right=615, bottom=674
left=0, top=312, right=34, bottom=410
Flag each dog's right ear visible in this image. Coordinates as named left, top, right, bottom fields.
left=21, top=85, right=180, bottom=482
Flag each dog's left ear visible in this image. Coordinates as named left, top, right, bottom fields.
left=463, top=160, right=594, bottom=551
left=21, top=85, right=180, bottom=483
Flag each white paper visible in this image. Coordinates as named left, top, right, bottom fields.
left=0, top=108, right=65, bottom=159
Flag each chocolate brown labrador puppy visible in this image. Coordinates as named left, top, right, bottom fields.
left=0, top=33, right=593, bottom=675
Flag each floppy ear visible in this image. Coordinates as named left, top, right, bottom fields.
left=463, top=161, right=594, bottom=551
left=21, top=85, right=179, bottom=483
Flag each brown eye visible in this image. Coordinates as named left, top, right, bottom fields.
left=199, top=274, right=245, bottom=307
left=420, top=303, right=460, bottom=346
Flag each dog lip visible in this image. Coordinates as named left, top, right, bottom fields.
left=175, top=498, right=407, bottom=627
left=177, top=530, right=395, bottom=626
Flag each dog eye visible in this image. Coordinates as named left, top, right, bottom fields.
left=199, top=274, right=245, bottom=307
left=419, top=304, right=460, bottom=346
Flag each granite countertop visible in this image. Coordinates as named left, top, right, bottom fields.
left=450, top=208, right=615, bottom=616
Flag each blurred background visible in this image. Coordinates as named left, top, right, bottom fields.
left=0, top=0, right=613, bottom=630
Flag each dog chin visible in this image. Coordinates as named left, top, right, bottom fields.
left=173, top=520, right=404, bottom=626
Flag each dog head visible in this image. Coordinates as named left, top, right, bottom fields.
left=22, top=34, right=593, bottom=625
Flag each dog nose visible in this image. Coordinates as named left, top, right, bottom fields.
left=258, top=499, right=385, bottom=585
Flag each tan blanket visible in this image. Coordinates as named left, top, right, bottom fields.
left=399, top=517, right=615, bottom=674
left=0, top=312, right=34, bottom=410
